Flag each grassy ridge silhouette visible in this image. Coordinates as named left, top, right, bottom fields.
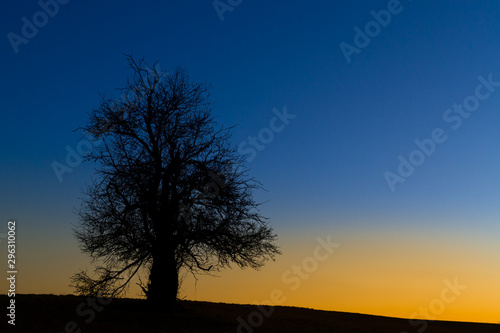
left=1, top=294, right=499, bottom=332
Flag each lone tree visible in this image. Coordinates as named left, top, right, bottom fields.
left=71, top=56, right=280, bottom=308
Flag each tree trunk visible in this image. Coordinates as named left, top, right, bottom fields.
left=148, top=248, right=178, bottom=310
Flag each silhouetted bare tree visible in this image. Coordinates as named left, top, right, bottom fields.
left=71, top=55, right=280, bottom=308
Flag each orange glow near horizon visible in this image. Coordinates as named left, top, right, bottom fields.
left=4, top=228, right=500, bottom=325
left=179, top=231, right=500, bottom=324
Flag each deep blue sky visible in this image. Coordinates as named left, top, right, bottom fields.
left=1, top=1, right=500, bottom=304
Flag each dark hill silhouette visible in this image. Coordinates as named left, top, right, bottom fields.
left=1, top=294, right=498, bottom=332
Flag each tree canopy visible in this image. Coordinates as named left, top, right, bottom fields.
left=71, top=56, right=280, bottom=307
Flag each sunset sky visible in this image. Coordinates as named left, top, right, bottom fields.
left=1, top=0, right=500, bottom=325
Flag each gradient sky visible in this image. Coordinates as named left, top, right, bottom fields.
left=1, top=0, right=500, bottom=325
